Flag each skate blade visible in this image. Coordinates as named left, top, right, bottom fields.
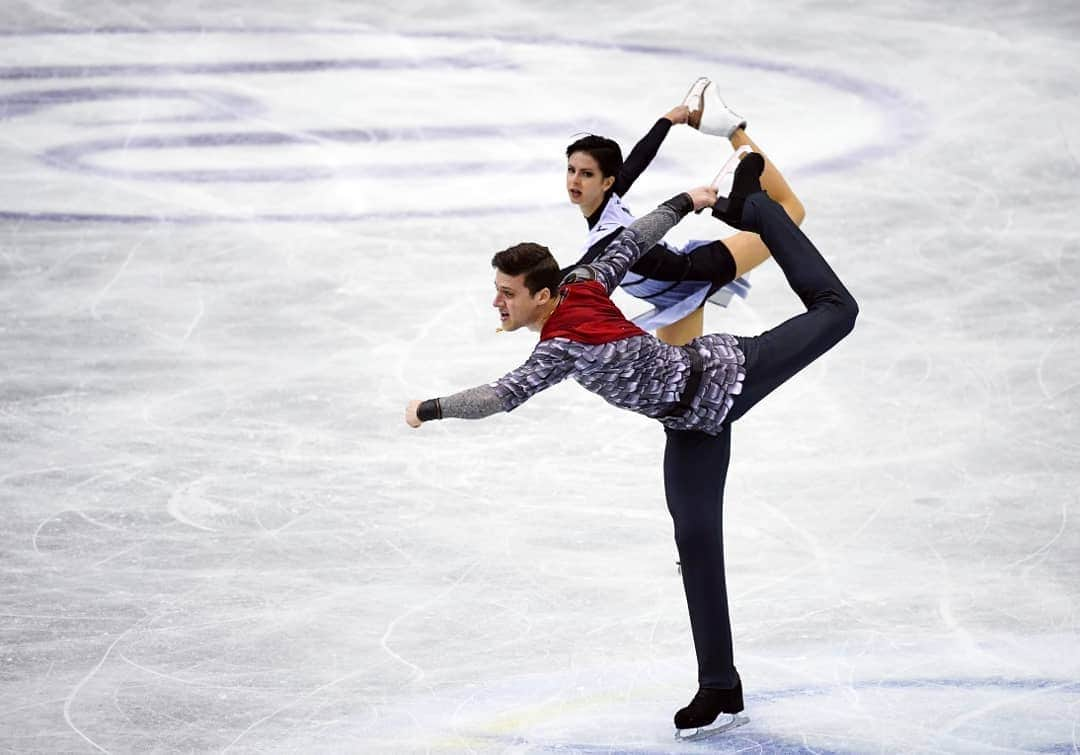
left=682, top=76, right=711, bottom=109
left=674, top=713, right=749, bottom=742
left=709, top=145, right=752, bottom=190
left=682, top=77, right=710, bottom=128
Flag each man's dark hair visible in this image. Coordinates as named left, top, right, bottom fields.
left=491, top=243, right=562, bottom=297
left=565, top=134, right=623, bottom=178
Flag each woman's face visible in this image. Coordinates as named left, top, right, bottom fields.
left=566, top=151, right=614, bottom=215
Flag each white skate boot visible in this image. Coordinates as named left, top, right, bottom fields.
left=695, top=82, right=747, bottom=138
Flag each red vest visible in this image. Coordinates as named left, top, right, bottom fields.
left=540, top=281, right=647, bottom=344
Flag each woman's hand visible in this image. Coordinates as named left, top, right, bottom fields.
left=664, top=105, right=690, bottom=125
left=405, top=400, right=423, bottom=428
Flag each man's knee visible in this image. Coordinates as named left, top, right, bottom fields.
left=835, top=290, right=858, bottom=336
left=816, top=288, right=858, bottom=340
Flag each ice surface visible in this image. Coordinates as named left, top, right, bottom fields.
left=1, top=1, right=1078, bottom=752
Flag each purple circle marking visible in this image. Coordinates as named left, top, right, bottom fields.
left=0, top=27, right=927, bottom=224
left=0, top=85, right=264, bottom=122
left=37, top=123, right=595, bottom=183
left=0, top=54, right=517, bottom=81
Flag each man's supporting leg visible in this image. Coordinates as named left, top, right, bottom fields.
left=663, top=427, right=740, bottom=691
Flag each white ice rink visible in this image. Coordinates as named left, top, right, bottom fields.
left=2, top=2, right=1079, bottom=752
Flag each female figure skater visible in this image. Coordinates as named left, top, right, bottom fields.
left=565, top=77, right=805, bottom=346
left=404, top=153, right=858, bottom=741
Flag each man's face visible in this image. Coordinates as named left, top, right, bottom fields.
left=566, top=151, right=614, bottom=214
left=493, top=270, right=549, bottom=332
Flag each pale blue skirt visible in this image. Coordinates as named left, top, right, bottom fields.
left=621, top=240, right=751, bottom=331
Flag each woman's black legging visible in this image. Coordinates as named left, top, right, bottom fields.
left=664, top=192, right=859, bottom=690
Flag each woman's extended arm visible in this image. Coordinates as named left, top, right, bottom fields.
left=614, top=105, right=690, bottom=196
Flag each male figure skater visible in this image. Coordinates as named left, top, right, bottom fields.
left=405, top=154, right=858, bottom=740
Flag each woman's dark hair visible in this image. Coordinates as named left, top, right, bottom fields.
left=565, top=134, right=623, bottom=178
left=491, top=243, right=562, bottom=297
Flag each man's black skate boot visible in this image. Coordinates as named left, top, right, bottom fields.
left=711, top=151, right=765, bottom=231
left=673, top=679, right=749, bottom=741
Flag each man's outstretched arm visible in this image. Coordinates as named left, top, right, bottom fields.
left=406, top=340, right=576, bottom=428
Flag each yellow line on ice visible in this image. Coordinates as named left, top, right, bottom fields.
left=423, top=688, right=626, bottom=749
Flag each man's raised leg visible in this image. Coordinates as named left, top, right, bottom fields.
left=716, top=154, right=858, bottom=421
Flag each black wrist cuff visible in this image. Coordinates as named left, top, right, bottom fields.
left=417, top=398, right=443, bottom=422
left=662, top=193, right=695, bottom=217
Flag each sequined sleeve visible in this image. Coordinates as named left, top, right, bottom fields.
left=437, top=384, right=504, bottom=419
left=438, top=340, right=577, bottom=419
left=584, top=194, right=694, bottom=294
